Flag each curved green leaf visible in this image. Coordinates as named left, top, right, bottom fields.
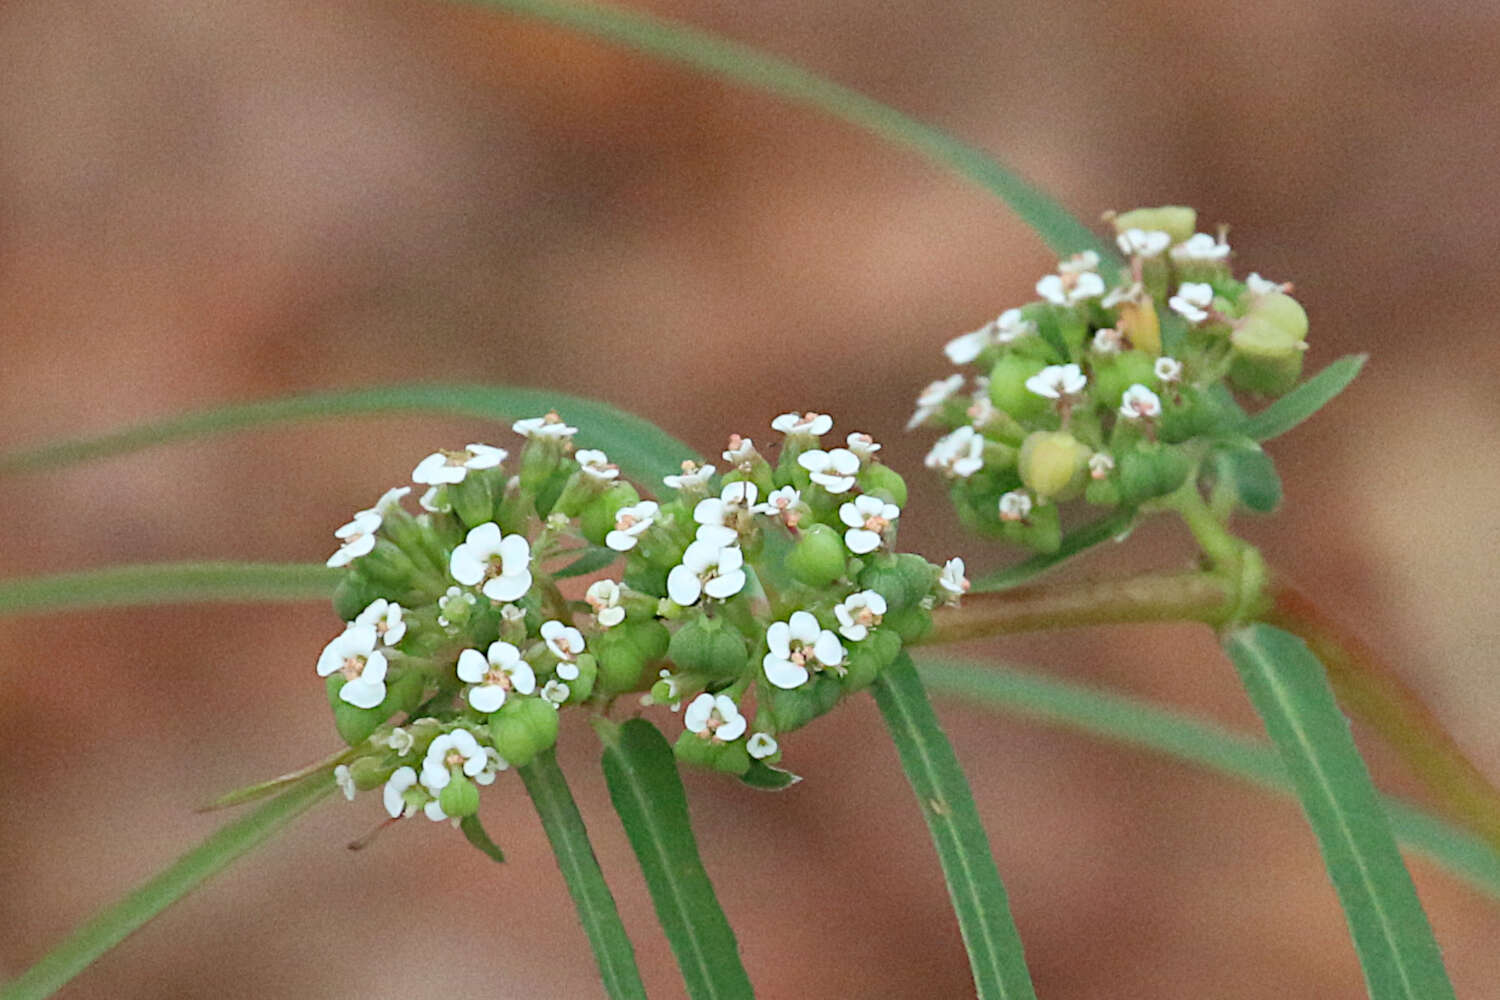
left=1225, top=624, right=1455, bottom=1000
left=459, top=813, right=508, bottom=864
left=971, top=509, right=1133, bottom=592
left=914, top=657, right=1500, bottom=901
left=0, top=384, right=701, bottom=487
left=1242, top=355, right=1367, bottom=442
left=0, top=562, right=338, bottom=618
left=0, top=773, right=334, bottom=1000
left=461, top=0, right=1117, bottom=271
left=596, top=718, right=753, bottom=1000
left=873, top=653, right=1038, bottom=1000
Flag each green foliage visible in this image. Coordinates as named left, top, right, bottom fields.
left=1241, top=355, right=1368, bottom=441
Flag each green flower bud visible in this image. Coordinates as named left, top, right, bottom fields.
left=785, top=523, right=848, bottom=588
left=438, top=773, right=481, bottom=819
left=1112, top=206, right=1197, bottom=243
left=565, top=653, right=598, bottom=701
left=489, top=696, right=560, bottom=768
left=1117, top=444, right=1191, bottom=505
left=858, top=463, right=908, bottom=507
left=987, top=355, right=1051, bottom=422
left=594, top=621, right=670, bottom=694
left=518, top=436, right=567, bottom=494
left=579, top=483, right=642, bottom=546
left=1018, top=430, right=1091, bottom=500
left=667, top=617, right=748, bottom=677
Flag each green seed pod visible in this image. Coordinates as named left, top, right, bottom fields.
left=1091, top=351, right=1157, bottom=416
left=438, top=773, right=481, bottom=819
left=579, top=482, right=642, bottom=546
left=765, top=673, right=842, bottom=732
left=785, top=523, right=848, bottom=588
left=1248, top=292, right=1308, bottom=342
left=1018, top=430, right=1091, bottom=500
left=489, top=696, right=560, bottom=769
left=1229, top=315, right=1306, bottom=397
left=987, top=355, right=1051, bottom=422
left=882, top=605, right=932, bottom=644
left=1000, top=498, right=1062, bottom=553
left=857, top=552, right=928, bottom=613
left=1117, top=444, right=1192, bottom=505
left=565, top=652, right=598, bottom=701
left=332, top=572, right=381, bottom=621
left=450, top=472, right=500, bottom=529
left=668, top=616, right=748, bottom=677
left=1112, top=206, right=1197, bottom=244
left=842, top=628, right=904, bottom=692
left=858, top=463, right=908, bottom=507
left=594, top=621, right=670, bottom=695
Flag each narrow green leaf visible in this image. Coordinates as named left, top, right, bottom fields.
left=971, top=509, right=1133, bottom=592
left=914, top=657, right=1500, bottom=901
left=460, top=0, right=1118, bottom=271
left=519, top=748, right=647, bottom=1000
left=1209, top=442, right=1283, bottom=514
left=1241, top=355, right=1367, bottom=442
left=597, top=718, right=753, bottom=1000
left=198, top=748, right=352, bottom=812
left=0, top=383, right=701, bottom=487
left=1224, top=624, right=1455, bottom=1000
left=459, top=814, right=507, bottom=864
left=737, top=759, right=802, bottom=791
left=872, top=653, right=1038, bottom=1000
left=551, top=546, right=621, bottom=581
left=0, top=562, right=338, bottom=619
left=0, top=773, right=333, bottom=1000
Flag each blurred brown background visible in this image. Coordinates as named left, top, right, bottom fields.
left=2, top=0, right=1498, bottom=996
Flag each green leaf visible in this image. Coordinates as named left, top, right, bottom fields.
left=0, top=562, right=338, bottom=619
left=552, top=546, right=621, bottom=581
left=0, top=383, right=701, bottom=487
left=971, top=509, right=1133, bottom=592
left=1224, top=624, right=1456, bottom=1000
left=872, top=653, right=1038, bottom=1000
left=914, top=656, right=1500, bottom=901
left=1209, top=442, right=1283, bottom=514
left=197, top=748, right=352, bottom=812
left=459, top=0, right=1118, bottom=273
left=0, top=773, right=333, bottom=1000
left=1241, top=355, right=1367, bottom=442
left=597, top=718, right=754, bottom=1000
left=518, top=749, right=647, bottom=999
left=459, top=814, right=508, bottom=864
left=737, top=759, right=803, bottom=791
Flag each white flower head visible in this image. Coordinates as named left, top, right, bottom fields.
left=334, top=764, right=357, bottom=801
left=450, top=522, right=533, bottom=602
left=1171, top=232, right=1231, bottom=263
left=476, top=747, right=507, bottom=786
left=771, top=411, right=833, bottom=437
left=747, top=732, right=780, bottom=760
left=666, top=541, right=746, bottom=606
left=412, top=443, right=508, bottom=486
left=316, top=624, right=389, bottom=709
left=763, top=611, right=846, bottom=690
left=1119, top=384, right=1163, bottom=421
left=944, top=325, right=991, bottom=365
left=355, top=598, right=407, bottom=646
left=386, top=727, right=415, bottom=756
left=797, top=448, right=861, bottom=494
left=575, top=448, right=619, bottom=482
left=1025, top=363, right=1088, bottom=400
left=834, top=589, right=888, bottom=641
left=542, top=679, right=571, bottom=706
left=1116, top=228, right=1172, bottom=258
left=512, top=412, right=579, bottom=439
left=994, top=308, right=1037, bottom=344
left=998, top=490, right=1033, bottom=523
left=1089, top=452, right=1115, bottom=480
left=419, top=486, right=451, bottom=513
left=585, top=579, right=626, bottom=628
left=420, top=728, right=489, bottom=792
left=845, top=432, right=881, bottom=461
left=1154, top=356, right=1183, bottom=384
left=383, top=766, right=422, bottom=819
left=456, top=640, right=536, bottom=713
left=1059, top=250, right=1101, bottom=275
left=751, top=486, right=806, bottom=528
left=938, top=557, right=969, bottom=597
left=541, top=620, right=586, bottom=680
left=684, top=693, right=747, bottom=743
left=328, top=511, right=381, bottom=568
left=1168, top=282, right=1216, bottom=324
left=1036, top=267, right=1105, bottom=307
left=693, top=481, right=758, bottom=547
left=925, top=425, right=985, bottom=479
left=839, top=495, right=900, bottom=555
left=722, top=434, right=758, bottom=466
left=663, top=460, right=716, bottom=491
left=1245, top=272, right=1288, bottom=296
left=606, top=500, right=659, bottom=552
left=908, top=374, right=965, bottom=429
left=1092, top=327, right=1125, bottom=355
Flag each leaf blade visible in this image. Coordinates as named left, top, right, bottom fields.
left=1242, top=355, right=1367, bottom=442
left=0, top=562, right=338, bottom=619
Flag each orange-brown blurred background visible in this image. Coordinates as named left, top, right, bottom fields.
left=3, top=0, right=1498, bottom=996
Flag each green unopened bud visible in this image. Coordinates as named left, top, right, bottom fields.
left=1249, top=292, right=1308, bottom=341
left=489, top=696, right=560, bottom=768
left=667, top=617, right=748, bottom=677
left=1000, top=497, right=1062, bottom=553
left=987, top=355, right=1051, bottom=422
left=565, top=653, right=598, bottom=701
left=1112, top=206, right=1197, bottom=244
left=438, top=773, right=481, bottom=818
left=1019, top=431, right=1090, bottom=500
left=882, top=606, right=932, bottom=644
left=579, top=483, right=642, bottom=546
left=858, top=463, right=908, bottom=506
left=785, top=523, right=848, bottom=588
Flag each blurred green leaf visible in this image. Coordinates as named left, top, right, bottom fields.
left=459, top=814, right=507, bottom=864
left=737, top=759, right=802, bottom=791
left=1242, top=355, right=1367, bottom=442
left=1210, top=442, right=1283, bottom=513
left=552, top=546, right=621, bottom=580
left=0, top=561, right=337, bottom=618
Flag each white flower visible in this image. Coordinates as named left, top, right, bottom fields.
left=1116, top=228, right=1171, bottom=258
left=1171, top=232, right=1231, bottom=263
left=663, top=460, right=716, bottom=491
left=512, top=412, right=578, bottom=439
left=694, top=481, right=758, bottom=546
left=998, top=490, right=1033, bottom=523
left=1059, top=250, right=1100, bottom=275
left=1092, top=328, right=1125, bottom=355
left=585, top=579, right=626, bottom=628
left=334, top=764, right=357, bottom=801
left=925, top=426, right=985, bottom=478
left=355, top=599, right=407, bottom=646
left=412, top=444, right=508, bottom=486
left=476, top=747, right=507, bottom=786
left=1154, top=356, right=1183, bottom=384
left=684, top=693, right=747, bottom=742
left=456, top=640, right=536, bottom=713
left=1101, top=282, right=1143, bottom=309
left=1246, top=272, right=1286, bottom=296
left=359, top=486, right=411, bottom=518
left=839, top=495, right=900, bottom=555
left=387, top=727, right=415, bottom=756
left=541, top=620, right=586, bottom=680
left=967, top=394, right=998, bottom=426
left=996, top=308, right=1037, bottom=344
left=542, top=679, right=571, bottom=706
left=771, top=411, right=833, bottom=436
left=450, top=523, right=533, bottom=602
left=1089, top=452, right=1115, bottom=480
left=907, top=374, right=964, bottom=429
left=751, top=486, right=806, bottom=528
left=327, top=511, right=381, bottom=568
left=834, top=589, right=888, bottom=641
left=666, top=541, right=747, bottom=606
left=1119, top=384, right=1163, bottom=421
left=845, top=432, right=881, bottom=460
left=797, top=448, right=861, bottom=494
left=1025, top=363, right=1088, bottom=400
left=421, top=729, right=489, bottom=792
left=576, top=448, right=619, bottom=482
left=747, top=732, right=779, bottom=760
left=722, top=435, right=757, bottom=465
left=418, top=486, right=450, bottom=513
left=1036, top=269, right=1105, bottom=307
left=606, top=500, right=659, bottom=552
left=944, top=326, right=991, bottom=365
left=938, top=557, right=969, bottom=596
left=1168, top=281, right=1216, bottom=323
left=316, top=624, right=389, bottom=709
left=763, top=611, right=846, bottom=690
left=383, top=766, right=421, bottom=819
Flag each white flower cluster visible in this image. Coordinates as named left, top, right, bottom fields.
left=381, top=727, right=505, bottom=822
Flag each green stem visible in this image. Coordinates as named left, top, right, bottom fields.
left=0, top=562, right=339, bottom=617
left=519, top=749, right=648, bottom=1000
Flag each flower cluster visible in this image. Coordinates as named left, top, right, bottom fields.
left=315, top=410, right=967, bottom=832
left=912, top=207, right=1310, bottom=551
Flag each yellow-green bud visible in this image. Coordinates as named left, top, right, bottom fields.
left=1018, top=431, right=1091, bottom=500
left=1112, top=206, right=1197, bottom=243
left=489, top=697, right=559, bottom=768
left=1229, top=315, right=1306, bottom=396
left=1248, top=292, right=1308, bottom=341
